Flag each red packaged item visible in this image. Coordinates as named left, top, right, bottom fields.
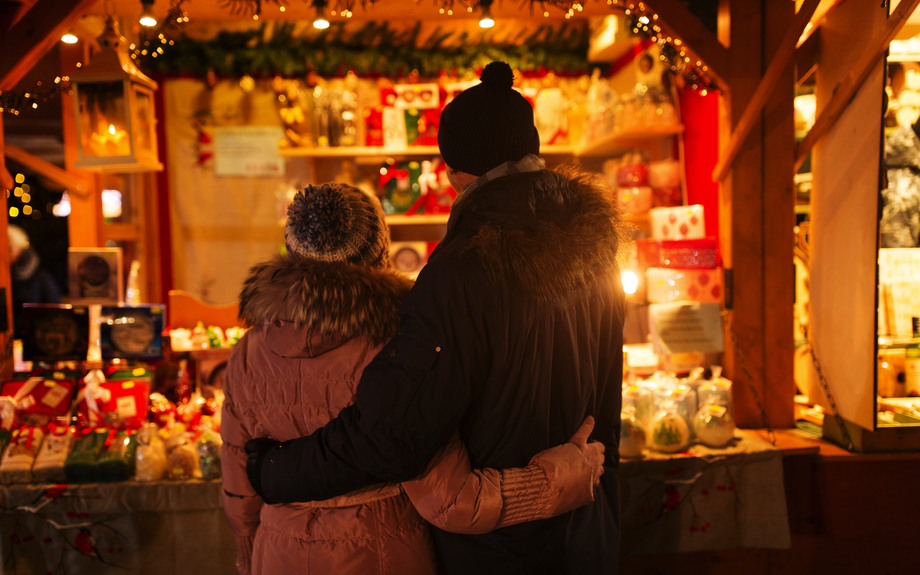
left=0, top=377, right=76, bottom=429
left=148, top=392, right=178, bottom=429
left=77, top=371, right=150, bottom=430
left=652, top=187, right=683, bottom=208
left=177, top=395, right=206, bottom=431
left=617, top=163, right=649, bottom=187
left=636, top=237, right=720, bottom=269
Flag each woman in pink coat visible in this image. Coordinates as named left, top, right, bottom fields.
left=221, top=183, right=604, bottom=575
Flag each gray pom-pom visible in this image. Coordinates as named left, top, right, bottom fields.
left=480, top=62, right=514, bottom=90
left=287, top=185, right=353, bottom=253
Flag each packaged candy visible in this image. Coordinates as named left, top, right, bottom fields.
left=31, top=425, right=74, bottom=483
left=0, top=427, right=45, bottom=484
left=135, top=424, right=167, bottom=482
left=64, top=428, right=109, bottom=483
left=649, top=402, right=690, bottom=454
left=166, top=425, right=201, bottom=480
left=0, top=376, right=76, bottom=429
left=619, top=407, right=646, bottom=458
left=196, top=417, right=222, bottom=480
left=97, top=430, right=138, bottom=482
left=76, top=371, right=151, bottom=430
left=622, top=383, right=655, bottom=430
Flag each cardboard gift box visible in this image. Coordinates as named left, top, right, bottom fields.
left=20, top=305, right=90, bottom=362
left=99, top=305, right=165, bottom=361
left=636, top=237, right=720, bottom=269
left=77, top=378, right=151, bottom=430
left=649, top=205, right=706, bottom=240
left=68, top=248, right=123, bottom=304
left=646, top=267, right=723, bottom=303
left=0, top=377, right=77, bottom=428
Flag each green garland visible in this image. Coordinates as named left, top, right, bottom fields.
left=140, top=21, right=596, bottom=78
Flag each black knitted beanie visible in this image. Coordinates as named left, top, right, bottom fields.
left=437, top=61, right=540, bottom=176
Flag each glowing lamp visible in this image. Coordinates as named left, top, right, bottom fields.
left=71, top=17, right=162, bottom=172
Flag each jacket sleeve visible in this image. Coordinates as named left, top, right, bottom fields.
left=402, top=434, right=596, bottom=535
left=220, top=376, right=262, bottom=575
left=259, top=258, right=493, bottom=504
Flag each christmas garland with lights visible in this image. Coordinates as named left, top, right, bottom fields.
left=139, top=20, right=595, bottom=78
left=0, top=77, right=71, bottom=116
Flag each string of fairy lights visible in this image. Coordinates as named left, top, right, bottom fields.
left=0, top=0, right=717, bottom=116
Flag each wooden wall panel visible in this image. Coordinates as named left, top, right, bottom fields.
left=808, top=2, right=886, bottom=430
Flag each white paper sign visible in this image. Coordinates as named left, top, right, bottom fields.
left=649, top=301, right=724, bottom=354
left=214, top=126, right=285, bottom=177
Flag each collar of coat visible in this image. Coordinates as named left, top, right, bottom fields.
left=238, top=254, right=413, bottom=345
left=447, top=164, right=627, bottom=302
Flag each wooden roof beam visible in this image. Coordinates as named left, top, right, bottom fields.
left=712, top=0, right=821, bottom=182
left=0, top=0, right=97, bottom=91
left=645, top=0, right=730, bottom=91
left=796, top=29, right=820, bottom=88
left=795, top=0, right=920, bottom=171
left=3, top=143, right=90, bottom=197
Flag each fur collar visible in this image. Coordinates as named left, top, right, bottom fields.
left=12, top=248, right=40, bottom=282
left=238, top=254, right=413, bottom=345
left=464, top=164, right=627, bottom=302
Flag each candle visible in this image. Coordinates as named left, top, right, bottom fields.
left=89, top=123, right=130, bottom=156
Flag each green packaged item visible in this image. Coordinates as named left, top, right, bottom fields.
left=0, top=429, right=10, bottom=458
left=64, top=428, right=109, bottom=483
left=97, top=430, right=138, bottom=482
left=196, top=431, right=221, bottom=480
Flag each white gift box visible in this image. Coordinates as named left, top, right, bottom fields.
left=649, top=205, right=706, bottom=240
left=646, top=267, right=722, bottom=303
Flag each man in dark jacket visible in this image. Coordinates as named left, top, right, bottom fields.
left=246, top=61, right=626, bottom=574
left=8, top=224, right=61, bottom=338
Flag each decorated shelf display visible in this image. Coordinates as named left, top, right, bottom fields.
left=30, top=425, right=73, bottom=483
left=649, top=205, right=706, bottom=241
left=619, top=406, right=647, bottom=458
left=636, top=238, right=719, bottom=269
left=646, top=267, right=722, bottom=303
left=169, top=322, right=246, bottom=352
left=0, top=427, right=45, bottom=483
left=649, top=402, right=691, bottom=454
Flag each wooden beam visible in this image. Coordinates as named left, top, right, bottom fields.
left=646, top=0, right=730, bottom=91
left=795, top=0, right=920, bottom=171
left=712, top=0, right=821, bottom=183
left=0, top=0, right=97, bottom=90
left=796, top=29, right=820, bottom=87
left=3, top=143, right=89, bottom=196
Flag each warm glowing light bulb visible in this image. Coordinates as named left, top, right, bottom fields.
left=621, top=270, right=638, bottom=295
left=109, top=124, right=117, bottom=135
left=61, top=32, right=78, bottom=44
left=479, top=13, right=494, bottom=27
left=314, top=17, right=330, bottom=29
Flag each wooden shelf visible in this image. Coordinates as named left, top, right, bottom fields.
left=576, top=124, right=685, bottom=158
left=279, top=144, right=578, bottom=159
left=624, top=213, right=649, bottom=228
left=385, top=214, right=449, bottom=226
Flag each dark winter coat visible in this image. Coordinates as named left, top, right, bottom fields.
left=257, top=165, right=627, bottom=574
left=11, top=247, right=62, bottom=337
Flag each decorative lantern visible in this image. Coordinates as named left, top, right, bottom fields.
left=71, top=17, right=162, bottom=172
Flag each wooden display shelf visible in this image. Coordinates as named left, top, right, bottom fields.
left=577, top=124, right=685, bottom=158
left=279, top=144, right=576, bottom=158
left=385, top=214, right=449, bottom=226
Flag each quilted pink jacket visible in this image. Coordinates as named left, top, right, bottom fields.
left=221, top=254, right=596, bottom=575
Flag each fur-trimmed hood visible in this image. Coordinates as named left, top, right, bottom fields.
left=238, top=254, right=414, bottom=352
left=455, top=164, right=626, bottom=302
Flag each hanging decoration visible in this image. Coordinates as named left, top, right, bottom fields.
left=219, top=0, right=368, bottom=19
left=0, top=77, right=72, bottom=116
left=139, top=20, right=594, bottom=79
left=130, top=0, right=190, bottom=62
left=620, top=1, right=717, bottom=93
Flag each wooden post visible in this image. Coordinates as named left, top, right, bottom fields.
left=0, top=113, right=15, bottom=377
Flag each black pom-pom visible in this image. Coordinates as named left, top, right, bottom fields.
left=480, top=61, right=514, bottom=90
left=287, top=185, right=353, bottom=252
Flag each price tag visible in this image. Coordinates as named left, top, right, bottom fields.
left=707, top=404, right=727, bottom=417
left=53, top=372, right=65, bottom=380
left=132, top=368, right=146, bottom=377
left=116, top=396, right=137, bottom=419
left=40, top=384, right=70, bottom=409
left=122, top=381, right=135, bottom=389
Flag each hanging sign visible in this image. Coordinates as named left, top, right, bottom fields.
left=214, top=126, right=285, bottom=177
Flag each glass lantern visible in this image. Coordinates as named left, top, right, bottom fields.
left=71, top=17, right=162, bottom=172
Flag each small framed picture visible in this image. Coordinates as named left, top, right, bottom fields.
left=68, top=248, right=123, bottom=304
left=99, top=305, right=165, bottom=361
left=20, top=304, right=90, bottom=362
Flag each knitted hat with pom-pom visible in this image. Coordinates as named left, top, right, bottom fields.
left=285, top=183, right=389, bottom=268
left=437, top=61, right=540, bottom=177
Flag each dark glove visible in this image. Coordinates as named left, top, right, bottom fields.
left=245, top=438, right=281, bottom=504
